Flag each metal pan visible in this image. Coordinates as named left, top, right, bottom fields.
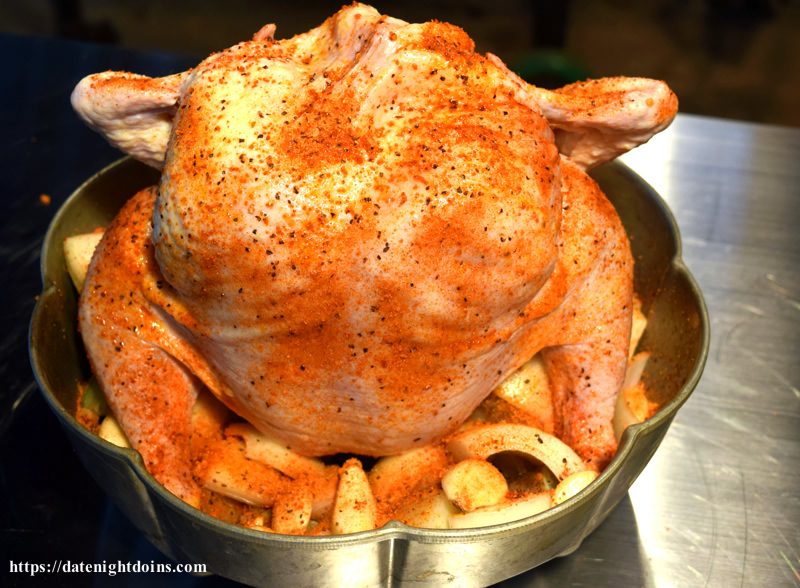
left=29, top=157, right=709, bottom=587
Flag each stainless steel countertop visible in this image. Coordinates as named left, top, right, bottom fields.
left=508, top=114, right=800, bottom=587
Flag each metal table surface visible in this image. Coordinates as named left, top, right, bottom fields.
left=1, top=33, right=798, bottom=587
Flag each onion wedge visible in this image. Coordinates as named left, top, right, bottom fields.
left=448, top=423, right=585, bottom=481
left=492, top=355, right=554, bottom=431
left=98, top=415, right=130, bottom=448
left=612, top=351, right=651, bottom=440
left=448, top=492, right=552, bottom=529
left=332, top=459, right=377, bottom=534
left=629, top=298, right=648, bottom=359
left=226, top=423, right=327, bottom=479
left=394, top=487, right=458, bottom=529
left=553, top=470, right=599, bottom=505
left=368, top=444, right=448, bottom=508
left=63, top=231, right=104, bottom=291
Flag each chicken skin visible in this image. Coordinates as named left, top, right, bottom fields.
left=73, top=4, right=676, bottom=501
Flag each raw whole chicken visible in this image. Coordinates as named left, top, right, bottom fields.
left=72, top=3, right=677, bottom=503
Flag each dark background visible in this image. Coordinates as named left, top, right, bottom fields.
left=2, top=0, right=799, bottom=126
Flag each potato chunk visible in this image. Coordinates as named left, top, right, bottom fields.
left=441, top=459, right=508, bottom=512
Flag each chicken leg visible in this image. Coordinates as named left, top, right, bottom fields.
left=539, top=158, right=634, bottom=467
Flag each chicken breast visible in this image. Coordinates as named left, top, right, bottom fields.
left=74, top=4, right=676, bottom=499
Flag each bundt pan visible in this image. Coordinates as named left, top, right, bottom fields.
left=30, top=156, right=709, bottom=587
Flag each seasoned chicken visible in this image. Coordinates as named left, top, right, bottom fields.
left=73, top=3, right=676, bottom=501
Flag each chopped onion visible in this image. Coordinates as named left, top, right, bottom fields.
left=552, top=470, right=598, bottom=505
left=492, top=355, right=554, bottom=428
left=612, top=351, right=651, bottom=441
left=332, top=459, right=377, bottom=534
left=448, top=492, right=552, bottom=529
left=448, top=423, right=585, bottom=481
left=629, top=297, right=648, bottom=359
left=226, top=423, right=327, bottom=479
left=368, top=444, right=448, bottom=508
left=63, top=231, right=104, bottom=291
left=395, top=487, right=458, bottom=529
left=98, top=415, right=130, bottom=448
